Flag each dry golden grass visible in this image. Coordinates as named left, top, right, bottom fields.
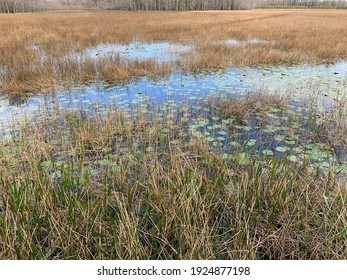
left=0, top=9, right=347, bottom=95
left=214, top=93, right=287, bottom=123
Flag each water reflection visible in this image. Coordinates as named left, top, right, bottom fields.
left=1, top=60, right=346, bottom=173
left=82, top=41, right=195, bottom=63
left=1, top=60, right=346, bottom=129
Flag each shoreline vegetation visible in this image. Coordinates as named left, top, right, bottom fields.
left=0, top=90, right=346, bottom=259
left=0, top=9, right=347, bottom=97
left=0, top=8, right=346, bottom=260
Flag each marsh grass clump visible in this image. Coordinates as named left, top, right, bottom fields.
left=318, top=100, right=347, bottom=149
left=214, top=92, right=287, bottom=124
left=0, top=94, right=346, bottom=259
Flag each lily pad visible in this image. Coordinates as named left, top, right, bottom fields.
left=262, top=150, right=274, bottom=156
left=276, top=146, right=290, bottom=153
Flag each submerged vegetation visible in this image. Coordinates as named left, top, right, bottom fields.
left=0, top=9, right=346, bottom=260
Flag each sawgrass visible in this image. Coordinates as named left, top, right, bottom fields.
left=0, top=9, right=347, bottom=95
left=0, top=91, right=346, bottom=259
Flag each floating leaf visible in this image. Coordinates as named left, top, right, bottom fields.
left=285, top=140, right=296, bottom=145
left=40, top=161, right=52, bottom=169
left=276, top=146, right=289, bottom=153
left=223, top=154, right=232, bottom=160
left=274, top=135, right=285, bottom=142
left=293, top=147, right=303, bottom=153
left=230, top=141, right=241, bottom=147
left=262, top=150, right=273, bottom=156
left=321, top=162, right=330, bottom=168
left=218, top=130, right=227, bottom=136
left=213, top=141, right=222, bottom=147
left=289, top=155, right=298, bottom=162
left=246, top=139, right=256, bottom=146
left=237, top=153, right=250, bottom=165
left=222, top=118, right=234, bottom=124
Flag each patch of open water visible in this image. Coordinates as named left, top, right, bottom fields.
left=28, top=41, right=196, bottom=65
left=82, top=41, right=195, bottom=63
left=217, top=38, right=274, bottom=47
left=28, top=38, right=272, bottom=65
left=1, top=59, right=346, bottom=174
left=1, top=60, right=346, bottom=123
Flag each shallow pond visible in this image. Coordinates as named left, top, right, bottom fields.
left=1, top=60, right=346, bottom=125
left=82, top=41, right=194, bottom=63
left=0, top=59, right=347, bottom=174
left=29, top=41, right=196, bottom=65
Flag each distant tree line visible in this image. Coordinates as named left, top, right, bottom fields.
left=256, top=0, right=347, bottom=8
left=0, top=0, right=41, bottom=13
left=0, top=0, right=346, bottom=13
left=0, top=0, right=71, bottom=13
left=85, top=0, right=240, bottom=10
left=0, top=0, right=258, bottom=13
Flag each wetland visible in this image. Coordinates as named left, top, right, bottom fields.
left=0, top=10, right=346, bottom=260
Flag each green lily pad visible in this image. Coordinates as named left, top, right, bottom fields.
left=274, top=135, right=286, bottom=142
left=276, top=146, right=290, bottom=153
left=262, top=150, right=274, bottom=156
left=218, top=130, right=227, bottom=136
left=289, top=155, right=298, bottom=162
left=237, top=153, right=250, bottom=165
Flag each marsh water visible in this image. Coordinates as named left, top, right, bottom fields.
left=1, top=59, right=346, bottom=126
left=1, top=42, right=347, bottom=173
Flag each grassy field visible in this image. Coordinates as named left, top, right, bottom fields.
left=0, top=10, right=346, bottom=260
left=0, top=9, right=347, bottom=95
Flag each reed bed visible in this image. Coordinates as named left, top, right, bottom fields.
left=0, top=9, right=347, bottom=95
